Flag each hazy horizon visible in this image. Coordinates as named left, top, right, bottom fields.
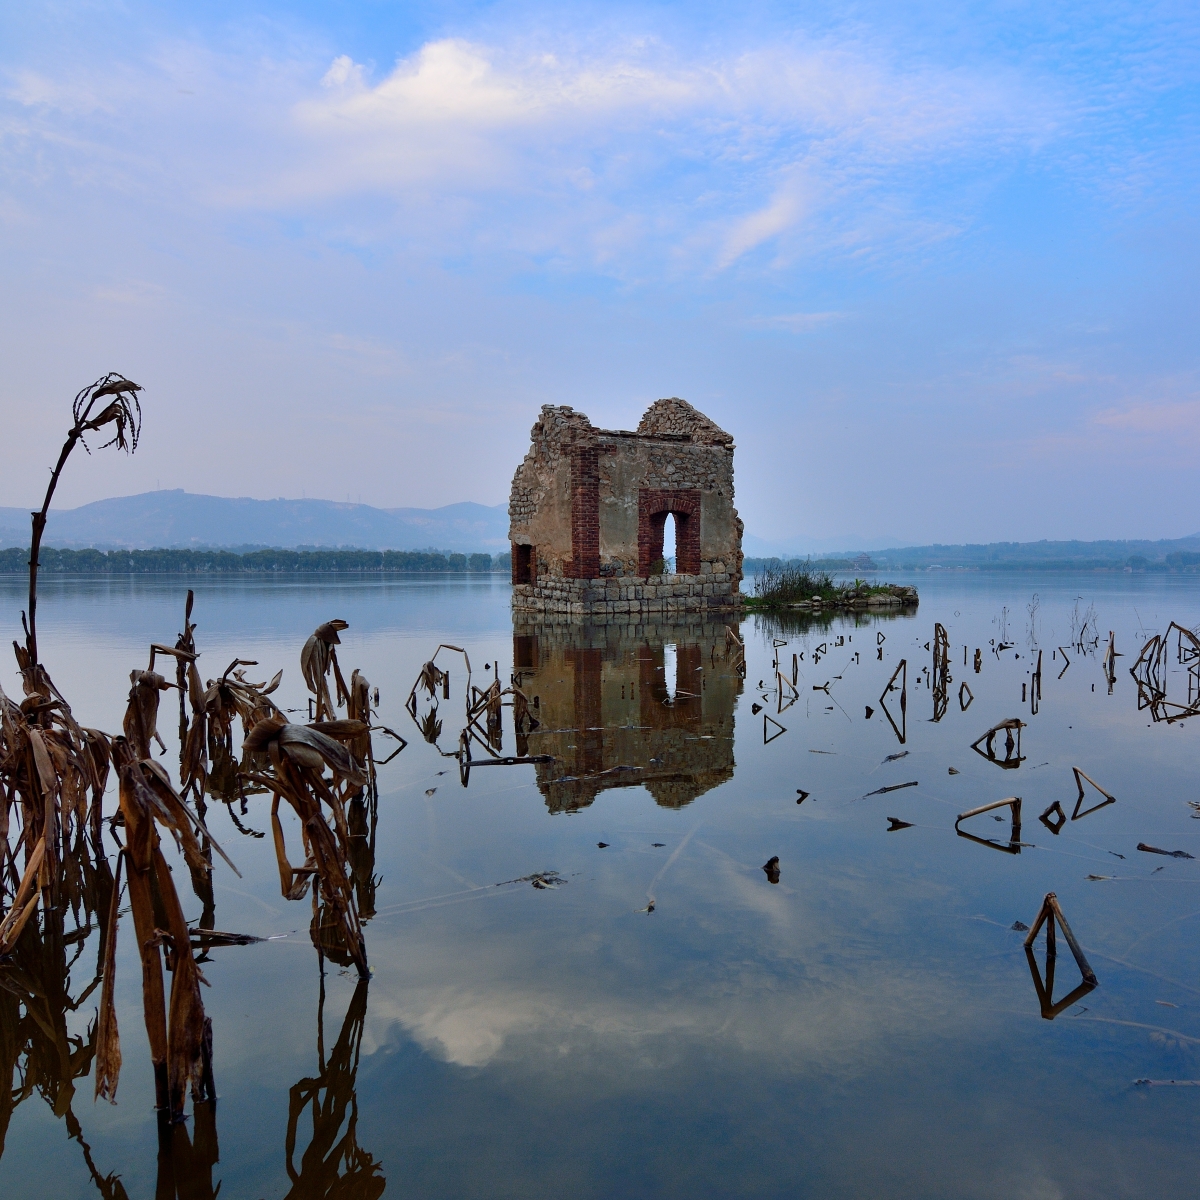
left=2, top=487, right=1198, bottom=557
left=2, top=1, right=1197, bottom=545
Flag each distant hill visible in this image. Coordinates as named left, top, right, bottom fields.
left=0, top=490, right=509, bottom=553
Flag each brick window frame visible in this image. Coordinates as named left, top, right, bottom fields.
left=638, top=488, right=701, bottom=576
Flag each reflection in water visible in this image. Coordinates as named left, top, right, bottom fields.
left=156, top=1102, right=220, bottom=1199
left=970, top=718, right=1026, bottom=769
left=511, top=620, right=743, bottom=813
left=0, top=821, right=385, bottom=1197
left=1022, top=893, right=1098, bottom=1021
left=284, top=979, right=384, bottom=1200
left=11, top=574, right=1200, bottom=1195
left=0, top=827, right=125, bottom=1195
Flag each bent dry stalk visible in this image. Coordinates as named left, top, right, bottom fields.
left=24, top=375, right=141, bottom=669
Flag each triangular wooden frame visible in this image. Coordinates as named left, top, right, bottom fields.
left=1071, top=767, right=1116, bottom=820
left=879, top=658, right=907, bottom=745
left=970, top=718, right=1025, bottom=770
left=954, top=796, right=1023, bottom=855
left=1023, top=891, right=1098, bottom=1019
left=1039, top=800, right=1067, bottom=835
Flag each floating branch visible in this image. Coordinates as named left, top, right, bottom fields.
left=863, top=781, right=918, bottom=798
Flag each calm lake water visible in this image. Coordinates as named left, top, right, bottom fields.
left=3, top=571, right=1200, bottom=1198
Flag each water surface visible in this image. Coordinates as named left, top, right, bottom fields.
left=2, top=571, right=1199, bottom=1198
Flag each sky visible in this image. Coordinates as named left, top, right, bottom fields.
left=1, top=1, right=1197, bottom=548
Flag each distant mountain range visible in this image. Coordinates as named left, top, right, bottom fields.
left=0, top=490, right=510, bottom=553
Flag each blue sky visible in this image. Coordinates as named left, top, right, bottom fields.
left=1, top=1, right=1197, bottom=547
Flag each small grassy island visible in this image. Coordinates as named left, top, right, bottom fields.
left=743, top=561, right=919, bottom=612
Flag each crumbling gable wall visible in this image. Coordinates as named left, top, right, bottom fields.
left=509, top=398, right=743, bottom=616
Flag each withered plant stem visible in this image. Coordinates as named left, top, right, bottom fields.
left=25, top=375, right=141, bottom=666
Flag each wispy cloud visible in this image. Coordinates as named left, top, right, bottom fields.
left=3, top=28, right=1063, bottom=275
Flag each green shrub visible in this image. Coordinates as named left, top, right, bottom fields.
left=753, top=560, right=836, bottom=604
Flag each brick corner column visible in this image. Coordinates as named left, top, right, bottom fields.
left=568, top=448, right=600, bottom=580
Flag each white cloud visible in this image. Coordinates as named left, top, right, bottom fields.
left=269, top=34, right=1056, bottom=268
left=0, top=25, right=1063, bottom=276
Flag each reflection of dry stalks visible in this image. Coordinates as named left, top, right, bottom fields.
left=284, top=978, right=383, bottom=1198
left=418, top=708, right=443, bottom=744
left=1130, top=622, right=1200, bottom=722
left=0, top=824, right=119, bottom=1187
left=931, top=623, right=950, bottom=722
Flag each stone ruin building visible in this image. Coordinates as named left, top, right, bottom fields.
left=509, top=398, right=743, bottom=617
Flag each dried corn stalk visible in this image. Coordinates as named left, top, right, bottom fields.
left=301, top=621, right=350, bottom=720
left=24, top=374, right=141, bottom=668
left=105, top=737, right=216, bottom=1122
left=243, top=715, right=370, bottom=978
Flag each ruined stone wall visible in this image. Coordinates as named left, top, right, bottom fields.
left=509, top=398, right=743, bottom=614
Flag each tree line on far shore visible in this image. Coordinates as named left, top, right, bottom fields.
left=0, top=546, right=514, bottom=574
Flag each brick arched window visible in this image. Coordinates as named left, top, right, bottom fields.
left=638, top=489, right=701, bottom=575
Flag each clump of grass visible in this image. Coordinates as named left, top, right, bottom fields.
left=753, top=560, right=836, bottom=604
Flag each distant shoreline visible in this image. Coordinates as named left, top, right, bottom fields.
left=2, top=545, right=1198, bottom=577
left=0, top=547, right=512, bottom=575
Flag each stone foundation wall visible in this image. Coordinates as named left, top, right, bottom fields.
left=512, top=569, right=740, bottom=616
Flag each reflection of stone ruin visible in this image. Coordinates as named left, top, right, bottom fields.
left=509, top=398, right=743, bottom=617
left=512, top=621, right=742, bottom=813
